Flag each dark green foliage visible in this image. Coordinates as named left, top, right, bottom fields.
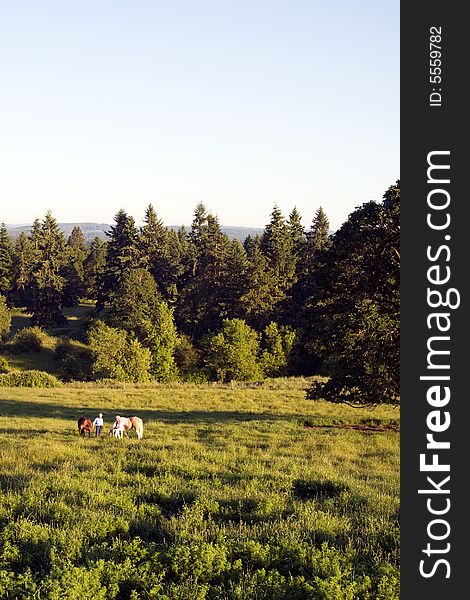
left=0, top=370, right=61, bottom=387
left=0, top=223, right=14, bottom=296
left=139, top=204, right=183, bottom=303
left=29, top=212, right=68, bottom=327
left=107, top=268, right=178, bottom=381
left=306, top=206, right=331, bottom=253
left=0, top=190, right=399, bottom=393
left=67, top=225, right=87, bottom=251
left=176, top=206, right=231, bottom=338
left=174, top=334, right=202, bottom=375
left=261, top=205, right=296, bottom=290
left=11, top=231, right=36, bottom=306
left=203, top=319, right=263, bottom=382
left=96, top=209, right=140, bottom=312
left=306, top=182, right=400, bottom=406
left=242, top=238, right=284, bottom=329
left=0, top=295, right=11, bottom=339
left=83, top=236, right=107, bottom=299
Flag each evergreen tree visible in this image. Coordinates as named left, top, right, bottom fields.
left=0, top=295, right=11, bottom=339
left=217, top=239, right=251, bottom=321
left=11, top=232, right=36, bottom=306
left=287, top=207, right=305, bottom=256
left=261, top=205, right=296, bottom=289
left=306, top=207, right=330, bottom=252
left=0, top=224, right=14, bottom=297
left=284, top=206, right=332, bottom=331
left=29, top=212, right=67, bottom=326
left=83, top=237, right=107, bottom=299
left=62, top=227, right=87, bottom=307
left=139, top=204, right=183, bottom=303
left=96, top=210, right=139, bottom=311
left=241, top=237, right=284, bottom=330
left=67, top=226, right=87, bottom=251
left=176, top=206, right=230, bottom=338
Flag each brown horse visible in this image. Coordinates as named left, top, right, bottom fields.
left=77, top=416, right=93, bottom=437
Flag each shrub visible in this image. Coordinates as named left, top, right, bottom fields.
left=88, top=321, right=152, bottom=383
left=174, top=334, right=201, bottom=375
left=10, top=326, right=52, bottom=353
left=0, top=370, right=61, bottom=387
left=0, top=355, right=9, bottom=373
left=0, top=295, right=11, bottom=340
left=260, top=322, right=296, bottom=377
left=203, top=319, right=263, bottom=382
left=55, top=339, right=92, bottom=381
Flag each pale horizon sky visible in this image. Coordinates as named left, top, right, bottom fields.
left=0, top=1, right=399, bottom=230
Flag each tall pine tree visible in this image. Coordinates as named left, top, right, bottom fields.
left=30, top=212, right=67, bottom=326
left=96, top=210, right=140, bottom=312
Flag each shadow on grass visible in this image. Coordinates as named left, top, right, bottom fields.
left=0, top=473, right=31, bottom=492
left=0, top=399, right=293, bottom=426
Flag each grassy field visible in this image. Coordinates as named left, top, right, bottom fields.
left=0, top=380, right=399, bottom=599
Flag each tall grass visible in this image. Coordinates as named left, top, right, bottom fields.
left=0, top=384, right=399, bottom=599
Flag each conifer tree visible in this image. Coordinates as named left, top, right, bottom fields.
left=29, top=212, right=67, bottom=326
left=83, top=237, right=107, bottom=299
left=287, top=207, right=305, bottom=256
left=306, top=207, right=330, bottom=253
left=139, top=204, right=183, bottom=302
left=176, top=205, right=230, bottom=338
left=96, top=210, right=139, bottom=311
left=67, top=226, right=87, bottom=251
left=62, top=227, right=87, bottom=307
left=241, top=237, right=284, bottom=330
left=0, top=224, right=14, bottom=297
left=261, top=205, right=296, bottom=289
left=11, top=232, right=36, bottom=306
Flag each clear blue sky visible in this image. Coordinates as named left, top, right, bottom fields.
left=0, top=0, right=399, bottom=230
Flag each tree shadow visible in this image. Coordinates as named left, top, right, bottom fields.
left=0, top=399, right=295, bottom=426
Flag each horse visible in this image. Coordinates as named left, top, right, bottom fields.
left=130, top=416, right=144, bottom=440
left=110, top=416, right=144, bottom=440
left=77, top=416, right=93, bottom=437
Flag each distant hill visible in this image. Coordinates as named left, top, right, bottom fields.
left=5, top=223, right=264, bottom=244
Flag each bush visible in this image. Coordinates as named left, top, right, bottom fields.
left=10, top=326, right=52, bottom=353
left=0, top=355, right=9, bottom=373
left=0, top=295, right=11, bottom=340
left=88, top=321, right=152, bottom=383
left=0, top=370, right=62, bottom=387
left=260, top=322, right=296, bottom=377
left=55, top=339, right=92, bottom=381
left=203, top=319, right=263, bottom=382
left=174, top=334, right=201, bottom=375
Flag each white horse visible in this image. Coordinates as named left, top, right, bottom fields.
left=110, top=416, right=144, bottom=440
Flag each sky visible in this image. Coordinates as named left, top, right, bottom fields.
left=0, top=1, right=399, bottom=230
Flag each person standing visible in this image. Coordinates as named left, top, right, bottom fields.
left=93, top=412, right=104, bottom=436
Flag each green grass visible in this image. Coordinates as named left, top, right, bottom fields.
left=0, top=381, right=399, bottom=599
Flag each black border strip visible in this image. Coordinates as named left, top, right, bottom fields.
left=401, top=2, right=467, bottom=596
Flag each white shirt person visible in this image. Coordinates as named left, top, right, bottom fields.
left=93, top=413, right=104, bottom=436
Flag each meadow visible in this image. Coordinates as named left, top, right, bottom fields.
left=0, top=379, right=399, bottom=599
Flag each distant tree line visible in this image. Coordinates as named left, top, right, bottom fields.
left=0, top=181, right=399, bottom=405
